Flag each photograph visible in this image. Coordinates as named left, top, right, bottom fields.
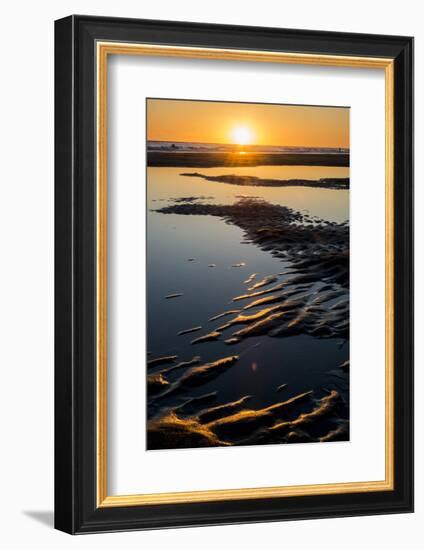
left=146, top=98, right=350, bottom=450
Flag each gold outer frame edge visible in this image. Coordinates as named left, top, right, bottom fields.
left=96, top=42, right=395, bottom=508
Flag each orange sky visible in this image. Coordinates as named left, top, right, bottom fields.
left=147, top=99, right=349, bottom=148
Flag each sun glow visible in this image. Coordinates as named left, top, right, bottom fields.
left=231, top=125, right=253, bottom=145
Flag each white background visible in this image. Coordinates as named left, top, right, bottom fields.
left=0, top=0, right=421, bottom=548
left=108, top=56, right=386, bottom=495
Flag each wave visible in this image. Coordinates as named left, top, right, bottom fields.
left=147, top=140, right=349, bottom=155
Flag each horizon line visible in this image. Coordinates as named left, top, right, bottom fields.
left=147, top=139, right=350, bottom=149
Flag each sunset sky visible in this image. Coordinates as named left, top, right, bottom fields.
left=147, top=98, right=349, bottom=148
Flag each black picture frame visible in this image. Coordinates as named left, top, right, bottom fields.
left=55, top=15, right=413, bottom=534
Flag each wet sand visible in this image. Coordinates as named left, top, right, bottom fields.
left=147, top=151, right=349, bottom=168
left=147, top=196, right=349, bottom=450
left=180, top=172, right=349, bottom=190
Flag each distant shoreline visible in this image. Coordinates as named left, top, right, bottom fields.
left=147, top=152, right=350, bottom=168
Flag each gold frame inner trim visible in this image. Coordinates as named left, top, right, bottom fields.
left=96, top=41, right=394, bottom=508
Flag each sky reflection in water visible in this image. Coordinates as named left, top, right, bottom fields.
left=147, top=166, right=349, bottom=413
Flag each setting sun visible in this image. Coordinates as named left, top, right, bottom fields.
left=231, top=125, right=253, bottom=145
left=147, top=99, right=349, bottom=148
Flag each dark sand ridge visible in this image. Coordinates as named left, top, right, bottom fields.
left=147, top=151, right=349, bottom=168
left=146, top=196, right=349, bottom=449
left=154, top=197, right=349, bottom=292
left=180, top=172, right=349, bottom=190
left=147, top=333, right=349, bottom=449
left=147, top=377, right=349, bottom=449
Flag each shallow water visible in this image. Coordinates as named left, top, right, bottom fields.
left=148, top=166, right=349, bottom=223
left=147, top=166, right=349, bottom=425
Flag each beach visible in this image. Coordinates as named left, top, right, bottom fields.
left=146, top=149, right=350, bottom=450
left=147, top=151, right=349, bottom=168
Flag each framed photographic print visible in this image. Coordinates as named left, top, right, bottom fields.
left=54, top=15, right=413, bottom=533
